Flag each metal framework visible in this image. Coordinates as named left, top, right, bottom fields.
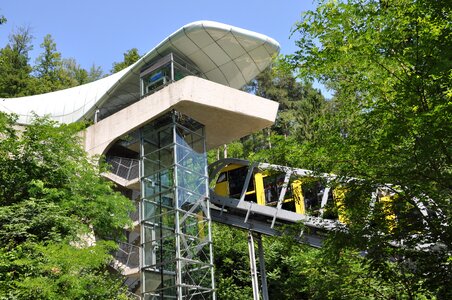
left=208, top=158, right=342, bottom=245
left=140, top=111, right=215, bottom=299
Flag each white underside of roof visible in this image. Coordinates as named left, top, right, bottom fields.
left=0, top=21, right=280, bottom=125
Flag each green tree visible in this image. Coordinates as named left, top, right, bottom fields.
left=290, top=0, right=451, bottom=298
left=62, top=58, right=89, bottom=85
left=212, top=223, right=408, bottom=299
left=34, top=34, right=61, bottom=81
left=248, top=60, right=326, bottom=141
left=263, top=232, right=409, bottom=299
left=212, top=224, right=253, bottom=299
left=34, top=34, right=81, bottom=93
left=0, top=112, right=134, bottom=298
left=228, top=60, right=327, bottom=160
left=111, top=48, right=141, bottom=73
left=0, top=26, right=34, bottom=97
left=87, top=63, right=104, bottom=82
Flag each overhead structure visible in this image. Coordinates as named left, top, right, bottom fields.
left=0, top=20, right=279, bottom=125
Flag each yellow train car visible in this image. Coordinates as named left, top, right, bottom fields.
left=211, top=160, right=345, bottom=220
left=210, top=159, right=424, bottom=231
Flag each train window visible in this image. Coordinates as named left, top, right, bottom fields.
left=247, top=174, right=255, bottom=192
left=264, top=173, right=284, bottom=203
left=216, top=172, right=227, bottom=183
left=282, top=200, right=296, bottom=212
left=228, top=167, right=248, bottom=198
left=322, top=189, right=339, bottom=220
left=302, top=179, right=324, bottom=215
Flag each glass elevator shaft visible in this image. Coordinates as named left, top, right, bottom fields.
left=140, top=111, right=215, bottom=299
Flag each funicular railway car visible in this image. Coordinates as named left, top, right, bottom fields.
left=209, top=158, right=438, bottom=254
left=209, top=159, right=418, bottom=229
left=210, top=159, right=346, bottom=222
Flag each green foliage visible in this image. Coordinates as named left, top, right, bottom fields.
left=0, top=113, right=133, bottom=298
left=248, top=59, right=327, bottom=142
left=213, top=58, right=329, bottom=160
left=0, top=30, right=104, bottom=98
left=249, top=135, right=306, bottom=167
left=263, top=234, right=412, bottom=299
left=111, top=48, right=141, bottom=74
left=212, top=224, right=253, bottom=299
left=0, top=241, right=129, bottom=299
left=34, top=35, right=63, bottom=83
left=87, top=63, right=104, bottom=82
left=288, top=0, right=452, bottom=298
left=61, top=58, right=89, bottom=85
left=213, top=2, right=451, bottom=297
left=33, top=34, right=94, bottom=93
left=212, top=223, right=418, bottom=299
left=0, top=26, right=34, bottom=97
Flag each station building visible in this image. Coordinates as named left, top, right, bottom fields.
left=0, top=21, right=280, bottom=299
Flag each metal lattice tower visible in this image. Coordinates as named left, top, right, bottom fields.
left=140, top=111, right=215, bottom=299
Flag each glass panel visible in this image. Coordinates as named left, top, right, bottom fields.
left=143, top=139, right=159, bottom=154
left=263, top=172, right=286, bottom=204
left=143, top=200, right=158, bottom=221
left=143, top=227, right=176, bottom=267
left=227, top=167, right=248, bottom=198
left=142, top=114, right=173, bottom=136
left=177, top=187, right=206, bottom=209
left=177, top=168, right=206, bottom=197
left=143, top=270, right=176, bottom=294
left=175, top=114, right=204, bottom=133
left=140, top=53, right=202, bottom=98
left=143, top=241, right=156, bottom=267
left=321, top=189, right=337, bottom=219
left=190, top=135, right=205, bottom=154
left=158, top=126, right=174, bottom=148
left=144, top=147, right=174, bottom=174
left=143, top=196, right=176, bottom=221
left=180, top=260, right=213, bottom=287
left=142, top=63, right=172, bottom=95
left=180, top=211, right=202, bottom=235
left=175, top=127, right=205, bottom=154
left=301, top=178, right=325, bottom=216
left=173, top=58, right=201, bottom=80
left=140, top=111, right=213, bottom=299
left=143, top=171, right=174, bottom=198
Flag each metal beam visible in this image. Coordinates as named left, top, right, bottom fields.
left=248, top=232, right=260, bottom=300
left=257, top=234, right=269, bottom=300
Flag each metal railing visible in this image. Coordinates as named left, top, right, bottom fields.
left=107, top=156, right=139, bottom=181
left=115, top=242, right=140, bottom=269
left=126, top=291, right=141, bottom=300
left=130, top=201, right=140, bottom=223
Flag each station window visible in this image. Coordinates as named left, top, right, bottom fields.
left=140, top=53, right=201, bottom=97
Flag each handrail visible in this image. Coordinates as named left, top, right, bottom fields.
left=107, top=156, right=139, bottom=181
left=114, top=242, right=140, bottom=269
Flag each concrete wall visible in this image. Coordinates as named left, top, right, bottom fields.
left=83, top=76, right=279, bottom=156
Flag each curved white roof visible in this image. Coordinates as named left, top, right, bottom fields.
left=0, top=21, right=280, bottom=124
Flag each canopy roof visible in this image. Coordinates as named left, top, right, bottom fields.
left=0, top=21, right=280, bottom=124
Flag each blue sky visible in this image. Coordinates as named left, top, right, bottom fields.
left=1, top=0, right=317, bottom=72
left=1, top=1, right=332, bottom=96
